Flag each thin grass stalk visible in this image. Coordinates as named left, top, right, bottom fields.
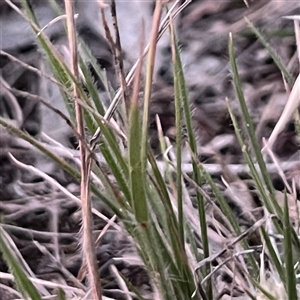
left=17, top=0, right=74, bottom=120
left=169, top=18, right=184, bottom=250
left=78, top=56, right=105, bottom=116
left=99, top=142, right=131, bottom=202
left=147, top=152, right=187, bottom=259
left=110, top=0, right=129, bottom=119
left=48, top=0, right=63, bottom=15
left=228, top=33, right=279, bottom=212
left=98, top=1, right=127, bottom=123
left=169, top=15, right=211, bottom=297
left=283, top=191, right=298, bottom=299
left=260, top=227, right=285, bottom=284
left=245, top=18, right=294, bottom=86
left=79, top=41, right=113, bottom=113
left=226, top=99, right=274, bottom=213
left=144, top=223, right=178, bottom=300
left=64, top=2, right=102, bottom=298
left=228, top=36, right=300, bottom=252
left=146, top=166, right=201, bottom=298
left=15, top=0, right=97, bottom=122
left=170, top=23, right=209, bottom=255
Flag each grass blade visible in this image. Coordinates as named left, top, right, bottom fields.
left=169, top=17, right=211, bottom=297
left=228, top=33, right=276, bottom=202
left=245, top=18, right=294, bottom=86
left=128, top=27, right=148, bottom=224
left=283, top=191, right=298, bottom=300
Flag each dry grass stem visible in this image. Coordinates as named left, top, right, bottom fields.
left=64, top=1, right=102, bottom=298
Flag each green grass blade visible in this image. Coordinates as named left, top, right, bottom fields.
left=128, top=103, right=148, bottom=223
left=226, top=100, right=275, bottom=213
left=169, top=13, right=210, bottom=285
left=99, top=141, right=131, bottom=202
left=170, top=21, right=184, bottom=248
left=79, top=40, right=116, bottom=104
left=283, top=191, right=298, bottom=300
left=0, top=227, right=42, bottom=300
left=91, top=112, right=129, bottom=182
left=173, top=40, right=209, bottom=252
left=260, top=227, right=285, bottom=284
left=245, top=18, right=294, bottom=86
left=228, top=35, right=300, bottom=252
left=169, top=20, right=211, bottom=299
left=228, top=33, right=275, bottom=201
left=141, top=1, right=163, bottom=172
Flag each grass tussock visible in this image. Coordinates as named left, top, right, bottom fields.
left=0, top=0, right=300, bottom=299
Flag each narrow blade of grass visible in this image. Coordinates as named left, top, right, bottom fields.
left=128, top=26, right=148, bottom=224
left=260, top=227, right=285, bottom=284
left=245, top=18, right=294, bottom=86
left=283, top=191, right=298, bottom=300
left=169, top=15, right=211, bottom=299
left=128, top=101, right=148, bottom=223
left=169, top=6, right=210, bottom=279
left=170, top=20, right=184, bottom=251
left=228, top=33, right=276, bottom=202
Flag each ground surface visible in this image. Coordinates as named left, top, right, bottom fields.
left=0, top=1, right=300, bottom=299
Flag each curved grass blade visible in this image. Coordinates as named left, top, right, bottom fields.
left=283, top=191, right=298, bottom=300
